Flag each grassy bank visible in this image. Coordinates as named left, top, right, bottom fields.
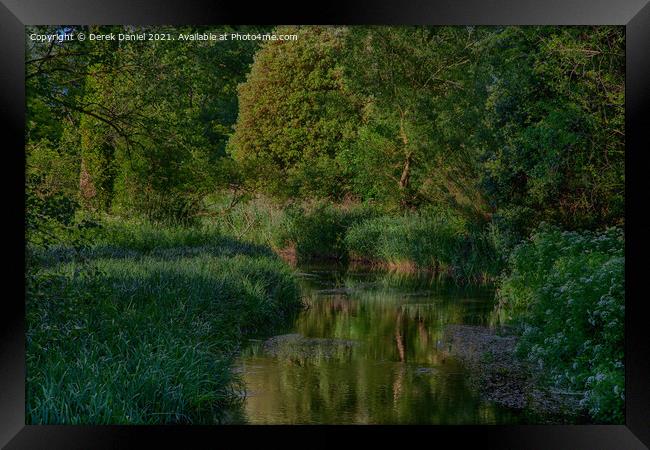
left=344, top=209, right=500, bottom=282
left=26, top=203, right=624, bottom=424
left=26, top=220, right=301, bottom=424
left=202, top=198, right=501, bottom=283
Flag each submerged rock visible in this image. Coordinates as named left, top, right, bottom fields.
left=414, top=367, right=438, bottom=375
left=261, top=333, right=358, bottom=360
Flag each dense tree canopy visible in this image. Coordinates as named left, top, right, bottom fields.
left=27, top=25, right=266, bottom=224
left=228, top=25, right=624, bottom=233
left=229, top=26, right=362, bottom=200
left=341, top=26, right=491, bottom=213
left=27, top=25, right=624, bottom=233
left=477, top=27, right=624, bottom=234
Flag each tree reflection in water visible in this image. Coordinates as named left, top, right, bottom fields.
left=234, top=263, right=524, bottom=424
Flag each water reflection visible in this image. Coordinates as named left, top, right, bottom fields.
left=235, top=264, right=523, bottom=424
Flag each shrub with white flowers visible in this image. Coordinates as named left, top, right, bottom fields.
left=496, top=224, right=624, bottom=423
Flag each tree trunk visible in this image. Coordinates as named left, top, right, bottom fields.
left=79, top=157, right=97, bottom=209
left=399, top=151, right=412, bottom=190
left=398, top=111, right=412, bottom=191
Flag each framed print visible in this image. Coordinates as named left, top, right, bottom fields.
left=1, top=0, right=648, bottom=448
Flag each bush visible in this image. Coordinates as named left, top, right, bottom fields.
left=278, top=202, right=376, bottom=260
left=495, top=225, right=624, bottom=422
left=113, top=186, right=202, bottom=227
left=26, top=172, right=104, bottom=264
left=96, top=218, right=221, bottom=252
left=229, top=26, right=361, bottom=200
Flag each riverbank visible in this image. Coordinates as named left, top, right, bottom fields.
left=206, top=198, right=502, bottom=284
left=442, top=324, right=584, bottom=422
left=26, top=220, right=302, bottom=424
left=26, top=210, right=624, bottom=424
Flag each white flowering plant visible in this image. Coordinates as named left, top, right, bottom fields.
left=495, top=224, right=624, bottom=423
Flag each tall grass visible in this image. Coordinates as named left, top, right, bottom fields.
left=200, top=199, right=501, bottom=282
left=26, top=220, right=301, bottom=424
left=276, top=202, right=377, bottom=260
left=345, top=208, right=501, bottom=282
left=201, top=195, right=286, bottom=246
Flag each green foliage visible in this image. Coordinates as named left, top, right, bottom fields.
left=26, top=151, right=102, bottom=256
left=25, top=136, right=82, bottom=245
left=342, top=26, right=491, bottom=212
left=206, top=199, right=500, bottom=283
left=345, top=208, right=500, bottom=282
left=27, top=25, right=265, bottom=224
left=26, top=221, right=300, bottom=424
left=25, top=25, right=626, bottom=425
left=229, top=26, right=361, bottom=200
left=278, top=202, right=376, bottom=260
left=478, top=27, right=624, bottom=231
left=99, top=27, right=263, bottom=222
left=114, top=187, right=203, bottom=227
left=200, top=194, right=287, bottom=246
left=95, top=219, right=223, bottom=252
left=27, top=25, right=624, bottom=226
left=494, top=225, right=624, bottom=422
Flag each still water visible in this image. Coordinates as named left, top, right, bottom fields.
left=234, top=263, right=524, bottom=424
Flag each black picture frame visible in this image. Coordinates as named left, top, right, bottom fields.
left=1, top=1, right=648, bottom=448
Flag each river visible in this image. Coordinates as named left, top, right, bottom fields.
left=233, top=262, right=526, bottom=424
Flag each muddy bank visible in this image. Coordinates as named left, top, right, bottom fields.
left=442, top=325, right=585, bottom=422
